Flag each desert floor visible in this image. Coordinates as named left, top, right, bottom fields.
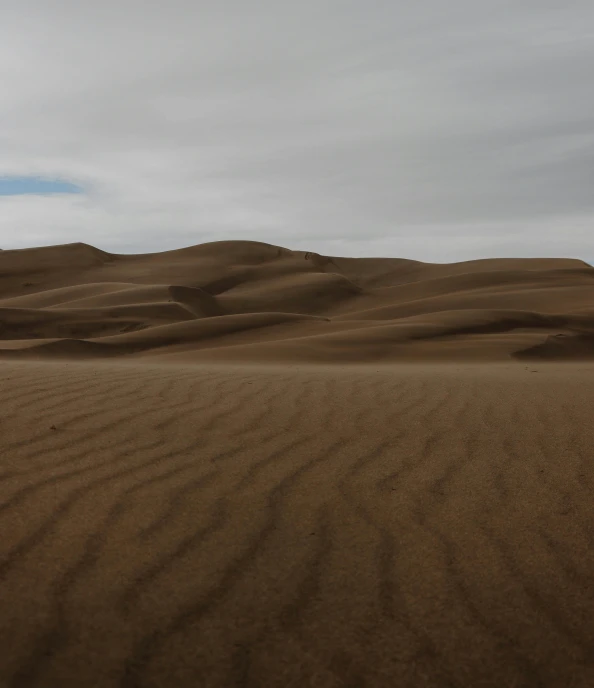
left=1, top=360, right=594, bottom=687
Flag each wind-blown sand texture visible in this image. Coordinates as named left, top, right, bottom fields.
left=1, top=241, right=594, bottom=687
left=0, top=240, right=593, bottom=361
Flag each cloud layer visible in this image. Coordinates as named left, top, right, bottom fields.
left=1, top=1, right=593, bottom=261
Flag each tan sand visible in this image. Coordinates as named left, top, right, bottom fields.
left=1, top=241, right=594, bottom=687
left=0, top=239, right=593, bottom=362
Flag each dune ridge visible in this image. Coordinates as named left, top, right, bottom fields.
left=1, top=240, right=593, bottom=362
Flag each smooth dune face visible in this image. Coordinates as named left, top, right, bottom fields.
left=1, top=361, right=594, bottom=687
left=0, top=240, right=593, bottom=361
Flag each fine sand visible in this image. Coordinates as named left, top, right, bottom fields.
left=0, top=239, right=593, bottom=362
left=1, top=241, right=594, bottom=687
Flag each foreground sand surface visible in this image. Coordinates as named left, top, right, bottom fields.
left=1, top=360, right=594, bottom=687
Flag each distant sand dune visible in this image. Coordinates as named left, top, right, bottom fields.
left=0, top=240, right=593, bottom=361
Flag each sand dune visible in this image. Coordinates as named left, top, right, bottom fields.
left=2, top=240, right=594, bottom=687
left=0, top=240, right=593, bottom=361
left=1, top=362, right=594, bottom=687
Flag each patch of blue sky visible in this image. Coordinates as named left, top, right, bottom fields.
left=0, top=176, right=83, bottom=196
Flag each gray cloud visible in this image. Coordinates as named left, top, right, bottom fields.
left=1, top=0, right=593, bottom=262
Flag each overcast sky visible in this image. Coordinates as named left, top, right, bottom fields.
left=1, top=1, right=593, bottom=261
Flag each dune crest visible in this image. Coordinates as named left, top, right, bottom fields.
left=0, top=240, right=593, bottom=361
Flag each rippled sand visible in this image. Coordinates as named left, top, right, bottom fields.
left=1, top=361, right=594, bottom=687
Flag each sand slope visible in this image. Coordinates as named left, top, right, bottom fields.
left=2, top=240, right=594, bottom=686
left=1, top=240, right=593, bottom=361
left=1, top=361, right=594, bottom=687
